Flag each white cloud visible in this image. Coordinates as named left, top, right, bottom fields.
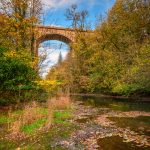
left=39, top=48, right=68, bottom=77
left=49, top=24, right=62, bottom=27
left=46, top=49, right=68, bottom=63
left=41, top=0, right=101, bottom=9
left=41, top=0, right=78, bottom=8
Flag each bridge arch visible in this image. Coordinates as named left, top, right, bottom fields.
left=35, top=26, right=92, bottom=55
left=35, top=26, right=76, bottom=54
left=36, top=33, right=72, bottom=47
left=37, top=33, right=71, bottom=77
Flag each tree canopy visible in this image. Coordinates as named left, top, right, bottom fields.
left=47, top=0, right=150, bottom=96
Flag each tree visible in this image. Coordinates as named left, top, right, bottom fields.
left=79, top=10, right=88, bottom=30
left=0, top=0, right=45, bottom=105
left=58, top=51, right=63, bottom=64
left=0, top=0, right=42, bottom=55
left=45, top=0, right=150, bottom=96
left=65, top=4, right=80, bottom=29
left=65, top=4, right=88, bottom=30
left=54, top=0, right=150, bottom=95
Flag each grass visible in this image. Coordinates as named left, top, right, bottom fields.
left=0, top=111, right=75, bottom=149
left=0, top=109, right=25, bottom=124
left=0, top=139, right=16, bottom=150
left=20, top=122, right=76, bottom=150
left=37, top=108, right=48, bottom=115
left=25, top=117, right=77, bottom=149
left=50, top=96, right=71, bottom=110
left=21, top=110, right=72, bottom=134
left=22, top=118, right=47, bottom=134
left=53, top=110, right=72, bottom=125
left=0, top=115, right=12, bottom=124
left=0, top=96, right=72, bottom=135
left=21, top=110, right=72, bottom=135
left=0, top=96, right=74, bottom=149
left=54, top=111, right=72, bottom=119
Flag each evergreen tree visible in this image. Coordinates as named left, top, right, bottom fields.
left=58, top=51, right=63, bottom=64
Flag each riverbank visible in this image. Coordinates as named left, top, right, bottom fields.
left=55, top=100, right=150, bottom=149
left=0, top=96, right=74, bottom=149
left=70, top=93, right=150, bottom=102
left=0, top=95, right=150, bottom=149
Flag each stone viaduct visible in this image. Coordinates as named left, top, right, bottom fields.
left=35, top=26, right=92, bottom=54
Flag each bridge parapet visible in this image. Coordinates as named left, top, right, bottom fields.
left=36, top=26, right=76, bottom=44
left=35, top=25, right=93, bottom=55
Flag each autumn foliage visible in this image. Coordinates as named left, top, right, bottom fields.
left=47, top=0, right=150, bottom=96
left=0, top=0, right=45, bottom=105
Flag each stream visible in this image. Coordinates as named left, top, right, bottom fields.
left=0, top=95, right=150, bottom=150
left=58, top=95, right=150, bottom=150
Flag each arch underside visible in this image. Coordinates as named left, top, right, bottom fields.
left=37, top=34, right=72, bottom=46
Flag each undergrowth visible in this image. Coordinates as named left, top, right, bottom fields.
left=0, top=96, right=73, bottom=149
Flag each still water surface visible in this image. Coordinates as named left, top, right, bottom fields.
left=73, top=96, right=150, bottom=150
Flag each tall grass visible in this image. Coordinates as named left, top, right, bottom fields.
left=8, top=102, right=46, bottom=139
left=50, top=96, right=71, bottom=110
left=7, top=96, right=71, bottom=140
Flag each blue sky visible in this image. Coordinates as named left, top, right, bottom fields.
left=39, top=41, right=69, bottom=77
left=41, top=0, right=115, bottom=28
left=39, top=0, right=116, bottom=77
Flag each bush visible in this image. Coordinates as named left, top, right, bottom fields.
left=112, top=83, right=141, bottom=96
left=0, top=46, right=47, bottom=105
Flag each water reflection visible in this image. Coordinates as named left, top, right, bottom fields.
left=73, top=96, right=150, bottom=112
left=109, top=116, right=150, bottom=136
left=98, top=136, right=150, bottom=150
left=72, top=95, right=150, bottom=150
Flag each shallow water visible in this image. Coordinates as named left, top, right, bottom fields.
left=77, top=96, right=150, bottom=111
left=98, top=136, right=150, bottom=150
left=73, top=95, right=150, bottom=150
left=109, top=116, right=150, bottom=136
left=0, top=96, right=150, bottom=149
